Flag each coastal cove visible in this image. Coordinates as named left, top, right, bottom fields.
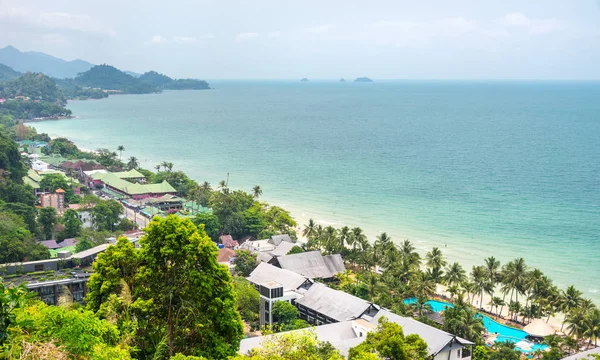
left=31, top=81, right=600, bottom=304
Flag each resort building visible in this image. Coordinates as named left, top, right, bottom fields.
left=86, top=170, right=176, bottom=199
left=239, top=234, right=301, bottom=263
left=39, top=189, right=65, bottom=214
left=561, top=348, right=600, bottom=359
left=273, top=250, right=346, bottom=280
left=242, top=262, right=474, bottom=359
left=25, top=273, right=91, bottom=305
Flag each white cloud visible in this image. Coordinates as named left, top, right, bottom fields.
left=173, top=36, right=197, bottom=44
left=236, top=32, right=258, bottom=42
left=0, top=7, right=116, bottom=37
left=267, top=31, right=282, bottom=38
left=198, top=33, right=215, bottom=40
left=151, top=35, right=167, bottom=44
left=40, top=33, right=71, bottom=46
left=502, top=12, right=531, bottom=27
left=531, top=19, right=561, bottom=34
left=500, top=12, right=560, bottom=34
left=374, top=17, right=476, bottom=38
left=306, top=24, right=333, bottom=33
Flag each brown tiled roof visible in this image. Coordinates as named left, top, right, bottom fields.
left=217, top=247, right=236, bottom=263
left=220, top=235, right=239, bottom=248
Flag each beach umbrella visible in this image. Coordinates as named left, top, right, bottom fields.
left=523, top=319, right=556, bottom=337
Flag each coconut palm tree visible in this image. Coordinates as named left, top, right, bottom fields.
left=560, top=285, right=583, bottom=331
left=127, top=156, right=139, bottom=170
left=565, top=309, right=587, bottom=351
left=303, top=219, right=317, bottom=240
left=117, top=145, right=125, bottom=160
left=338, top=226, right=351, bottom=250
left=583, top=309, right=600, bottom=348
left=444, top=262, right=467, bottom=287
left=471, top=265, right=492, bottom=309
left=411, top=294, right=434, bottom=317
left=425, top=247, right=447, bottom=283
left=322, top=226, right=340, bottom=255
left=447, top=284, right=460, bottom=301
left=489, top=296, right=505, bottom=316
left=484, top=256, right=501, bottom=294
left=502, top=258, right=528, bottom=306
left=252, top=185, right=262, bottom=199
left=399, top=239, right=421, bottom=268
left=410, top=272, right=436, bottom=299
left=154, top=164, right=161, bottom=172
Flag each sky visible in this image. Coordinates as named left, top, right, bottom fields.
left=0, top=0, right=599, bottom=79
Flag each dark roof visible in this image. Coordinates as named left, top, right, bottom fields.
left=270, top=234, right=292, bottom=246
left=58, top=238, right=78, bottom=247
left=295, top=283, right=374, bottom=322
left=38, top=240, right=60, bottom=249
left=276, top=251, right=346, bottom=279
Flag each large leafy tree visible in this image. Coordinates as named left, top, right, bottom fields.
left=348, top=317, right=428, bottom=360
left=59, top=208, right=82, bottom=240
left=0, top=212, right=48, bottom=262
left=136, top=216, right=243, bottom=358
left=91, top=199, right=123, bottom=231
left=239, top=329, right=343, bottom=360
left=191, top=212, right=222, bottom=241
left=232, top=276, right=260, bottom=325
left=233, top=250, right=258, bottom=277
left=38, top=206, right=57, bottom=240
left=0, top=130, right=27, bottom=182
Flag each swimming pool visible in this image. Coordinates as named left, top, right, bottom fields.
left=403, top=298, right=548, bottom=353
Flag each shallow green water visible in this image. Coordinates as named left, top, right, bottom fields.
left=33, top=80, right=600, bottom=302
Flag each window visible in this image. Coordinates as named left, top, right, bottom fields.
left=457, top=349, right=461, bottom=358
left=34, top=264, right=44, bottom=271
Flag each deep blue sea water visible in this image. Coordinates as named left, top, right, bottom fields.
left=33, top=81, right=600, bottom=302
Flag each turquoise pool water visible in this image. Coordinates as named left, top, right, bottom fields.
left=403, top=298, right=549, bottom=353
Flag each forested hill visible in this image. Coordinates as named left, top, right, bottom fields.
left=0, top=72, right=66, bottom=103
left=0, top=63, right=21, bottom=82
left=139, top=70, right=211, bottom=90
left=75, top=65, right=156, bottom=94
left=75, top=66, right=210, bottom=94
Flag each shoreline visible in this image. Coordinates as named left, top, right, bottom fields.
left=22, top=115, right=78, bottom=123
left=28, top=118, right=600, bottom=308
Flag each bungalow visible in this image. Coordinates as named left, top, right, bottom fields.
left=220, top=235, right=239, bottom=249
left=272, top=250, right=346, bottom=280
left=89, top=172, right=176, bottom=200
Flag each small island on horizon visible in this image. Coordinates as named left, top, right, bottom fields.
left=354, top=77, right=373, bottom=82
left=300, top=78, right=309, bottom=82
left=340, top=78, right=346, bottom=82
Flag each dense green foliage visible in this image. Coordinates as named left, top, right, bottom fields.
left=271, top=301, right=310, bottom=332
left=86, top=216, right=244, bottom=359
left=232, top=276, right=260, bottom=326
left=38, top=207, right=57, bottom=240
left=0, top=63, right=20, bottom=82
left=139, top=71, right=210, bottom=90
left=239, top=329, right=344, bottom=360
left=75, top=65, right=156, bottom=94
left=0, top=72, right=65, bottom=103
left=233, top=249, right=258, bottom=277
left=90, top=199, right=123, bottom=231
left=58, top=209, right=82, bottom=240
left=38, top=173, right=79, bottom=204
left=347, top=317, right=428, bottom=360
left=55, top=78, right=109, bottom=100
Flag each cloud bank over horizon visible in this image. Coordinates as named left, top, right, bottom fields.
left=0, top=0, right=598, bottom=79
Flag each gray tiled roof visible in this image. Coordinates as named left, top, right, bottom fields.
left=277, top=251, right=345, bottom=279
left=247, top=262, right=310, bottom=291
left=561, top=348, right=600, bottom=360
left=371, top=309, right=473, bottom=356
left=269, top=241, right=295, bottom=257
left=270, top=234, right=292, bottom=246
left=295, top=283, right=373, bottom=322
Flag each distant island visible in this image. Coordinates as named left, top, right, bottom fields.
left=339, top=78, right=346, bottom=82
left=300, top=78, right=309, bottom=82
left=354, top=77, right=373, bottom=82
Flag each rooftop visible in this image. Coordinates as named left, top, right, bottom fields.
left=276, top=251, right=346, bottom=279
left=295, top=283, right=375, bottom=322
left=247, top=262, right=312, bottom=292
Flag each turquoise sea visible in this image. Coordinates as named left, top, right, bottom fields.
left=32, top=81, right=600, bottom=303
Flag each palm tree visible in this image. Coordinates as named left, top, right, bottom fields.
left=252, top=185, right=262, bottom=199
left=471, top=265, right=491, bottom=309
left=218, top=180, right=228, bottom=192
left=399, top=239, right=421, bottom=268
left=425, top=247, right=447, bottom=283
left=565, top=309, right=586, bottom=351
left=338, top=226, right=351, bottom=250
left=322, top=226, right=340, bottom=255
left=154, top=164, right=161, bottom=172
left=445, top=262, right=467, bottom=287
left=489, top=296, right=505, bottom=316
left=127, top=156, right=139, bottom=170
left=412, top=295, right=434, bottom=317
left=583, top=309, right=600, bottom=348
left=560, top=285, right=583, bottom=331
left=502, top=258, right=528, bottom=307
left=350, top=227, right=367, bottom=255
left=447, top=285, right=460, bottom=301
left=484, top=256, right=501, bottom=294
left=117, top=145, right=125, bottom=160
left=303, top=219, right=318, bottom=240
left=410, top=272, right=436, bottom=299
